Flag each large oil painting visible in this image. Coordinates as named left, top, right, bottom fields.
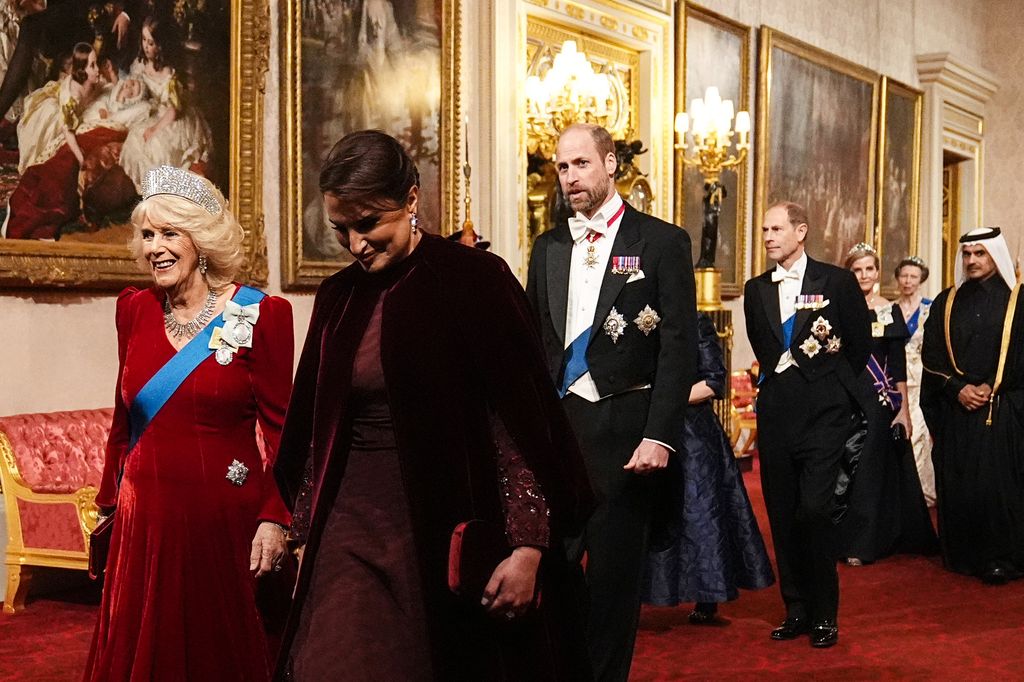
left=676, top=4, right=749, bottom=298
left=754, top=28, right=878, bottom=273
left=876, top=76, right=921, bottom=298
left=0, top=0, right=268, bottom=288
left=281, top=0, right=460, bottom=289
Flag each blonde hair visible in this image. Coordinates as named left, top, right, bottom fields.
left=129, top=179, right=243, bottom=289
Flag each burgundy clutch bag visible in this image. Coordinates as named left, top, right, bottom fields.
left=448, top=519, right=510, bottom=601
left=88, top=514, right=115, bottom=580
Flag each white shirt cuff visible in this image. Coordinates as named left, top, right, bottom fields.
left=642, top=437, right=675, bottom=453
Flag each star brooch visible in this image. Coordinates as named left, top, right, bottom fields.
left=633, top=305, right=661, bottom=336
left=603, top=307, right=628, bottom=343
left=811, top=316, right=832, bottom=340
left=800, top=336, right=822, bottom=358
left=226, top=459, right=249, bottom=486
left=826, top=336, right=842, bottom=354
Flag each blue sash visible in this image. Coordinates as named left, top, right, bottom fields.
left=127, top=285, right=266, bottom=450
left=559, top=329, right=592, bottom=398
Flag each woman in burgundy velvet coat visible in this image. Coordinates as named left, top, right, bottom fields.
left=273, top=131, right=595, bottom=681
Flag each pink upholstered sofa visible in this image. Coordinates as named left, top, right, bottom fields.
left=0, top=408, right=108, bottom=613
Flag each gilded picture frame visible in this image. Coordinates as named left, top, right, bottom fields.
left=675, top=3, right=750, bottom=298
left=0, top=0, right=269, bottom=289
left=876, top=76, right=922, bottom=299
left=280, top=0, right=461, bottom=290
left=754, top=28, right=879, bottom=274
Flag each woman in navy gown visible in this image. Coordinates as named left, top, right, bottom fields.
left=838, top=244, right=937, bottom=565
left=642, top=313, right=774, bottom=623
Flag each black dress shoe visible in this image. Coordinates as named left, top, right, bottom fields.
left=981, top=566, right=1010, bottom=585
left=770, top=617, right=810, bottom=640
left=810, top=620, right=839, bottom=648
left=688, top=603, right=719, bottom=625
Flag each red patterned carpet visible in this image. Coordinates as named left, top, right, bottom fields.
left=632, top=460, right=1024, bottom=680
left=2, top=461, right=1023, bottom=680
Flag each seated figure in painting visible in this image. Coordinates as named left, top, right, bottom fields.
left=119, top=15, right=213, bottom=192
left=3, top=42, right=132, bottom=240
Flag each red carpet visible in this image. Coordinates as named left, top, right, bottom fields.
left=2, top=461, right=1023, bottom=680
left=632, top=460, right=1024, bottom=680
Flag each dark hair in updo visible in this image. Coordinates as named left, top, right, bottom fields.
left=895, top=258, right=930, bottom=283
left=319, top=130, right=420, bottom=213
left=70, top=42, right=94, bottom=84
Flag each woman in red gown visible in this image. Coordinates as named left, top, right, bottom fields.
left=273, top=131, right=594, bottom=680
left=84, top=167, right=294, bottom=681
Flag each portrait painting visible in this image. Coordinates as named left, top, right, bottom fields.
left=876, top=77, right=921, bottom=297
left=0, top=0, right=267, bottom=288
left=281, top=0, right=460, bottom=289
left=676, top=4, right=749, bottom=297
left=755, top=28, right=878, bottom=272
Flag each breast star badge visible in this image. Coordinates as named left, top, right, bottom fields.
left=811, top=316, right=832, bottom=340
left=800, top=336, right=822, bottom=358
left=603, top=307, right=627, bottom=343
left=826, top=336, right=842, bottom=354
left=633, top=305, right=661, bottom=336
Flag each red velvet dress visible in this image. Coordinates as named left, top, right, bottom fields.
left=83, top=285, right=294, bottom=682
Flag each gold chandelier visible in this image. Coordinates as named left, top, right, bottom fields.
left=674, top=86, right=750, bottom=184
left=525, top=41, right=613, bottom=158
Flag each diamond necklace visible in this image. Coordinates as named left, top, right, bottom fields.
left=164, top=288, right=218, bottom=340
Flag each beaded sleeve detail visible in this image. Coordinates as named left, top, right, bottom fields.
left=492, top=413, right=550, bottom=548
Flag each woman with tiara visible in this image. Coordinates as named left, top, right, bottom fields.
left=895, top=257, right=935, bottom=506
left=838, top=243, right=937, bottom=566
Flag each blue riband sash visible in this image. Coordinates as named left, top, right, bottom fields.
left=127, top=285, right=265, bottom=450
left=559, top=329, right=592, bottom=397
left=781, top=314, right=796, bottom=351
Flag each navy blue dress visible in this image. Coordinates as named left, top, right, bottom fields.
left=642, top=314, right=775, bottom=606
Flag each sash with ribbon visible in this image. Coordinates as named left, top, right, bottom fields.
left=127, top=285, right=266, bottom=451
left=865, top=354, right=902, bottom=412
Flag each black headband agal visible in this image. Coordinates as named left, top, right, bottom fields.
left=959, top=227, right=1001, bottom=243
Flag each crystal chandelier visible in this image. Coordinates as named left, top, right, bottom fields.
left=525, top=41, right=613, bottom=159
left=674, top=86, right=750, bottom=184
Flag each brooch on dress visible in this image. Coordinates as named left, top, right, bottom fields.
left=603, top=307, right=627, bottom=343
left=211, top=300, right=262, bottom=366
left=826, top=336, right=842, bottom=354
left=226, top=459, right=249, bottom=486
left=633, top=305, right=661, bottom=336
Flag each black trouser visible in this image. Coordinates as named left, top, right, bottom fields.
left=757, top=369, right=854, bottom=623
left=563, top=390, right=659, bottom=682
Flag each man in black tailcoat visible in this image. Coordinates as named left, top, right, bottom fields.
left=526, top=123, right=697, bottom=681
left=743, top=201, right=870, bottom=648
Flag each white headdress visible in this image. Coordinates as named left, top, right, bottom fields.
left=954, top=227, right=1016, bottom=290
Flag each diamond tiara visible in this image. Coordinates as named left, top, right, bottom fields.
left=847, top=241, right=876, bottom=256
left=141, top=165, right=222, bottom=215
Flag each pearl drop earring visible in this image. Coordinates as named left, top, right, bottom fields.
left=410, top=212, right=419, bottom=233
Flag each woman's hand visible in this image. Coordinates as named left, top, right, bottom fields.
left=250, top=522, right=287, bottom=577
left=143, top=125, right=157, bottom=143
left=891, top=407, right=912, bottom=440
left=481, top=546, right=541, bottom=619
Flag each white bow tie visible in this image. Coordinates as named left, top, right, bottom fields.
left=771, top=268, right=801, bottom=283
left=568, top=213, right=608, bottom=242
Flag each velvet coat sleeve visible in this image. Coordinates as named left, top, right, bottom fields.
left=644, top=227, right=698, bottom=447
left=250, top=295, right=295, bottom=526
left=463, top=258, right=595, bottom=541
left=96, top=287, right=138, bottom=511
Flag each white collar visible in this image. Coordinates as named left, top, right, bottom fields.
left=774, top=251, right=807, bottom=279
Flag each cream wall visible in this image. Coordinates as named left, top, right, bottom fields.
left=2, top=0, right=1023, bottom=417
